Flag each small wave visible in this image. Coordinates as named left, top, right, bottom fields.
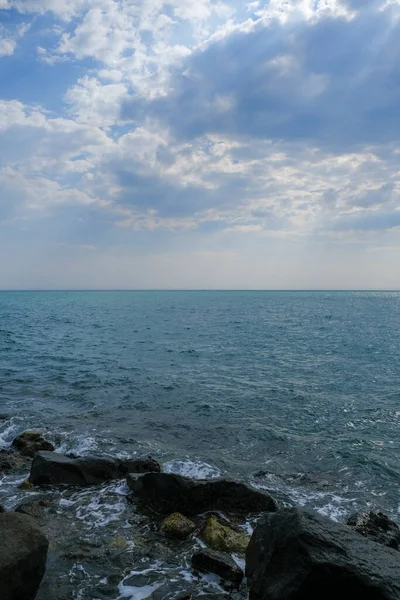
left=0, top=418, right=20, bottom=448
left=163, top=459, right=222, bottom=479
left=57, top=434, right=99, bottom=456
left=253, top=475, right=356, bottom=522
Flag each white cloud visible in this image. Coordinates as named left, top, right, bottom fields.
left=0, top=36, right=16, bottom=57
left=65, top=76, right=128, bottom=126
left=7, top=0, right=89, bottom=20
left=0, top=23, right=30, bottom=57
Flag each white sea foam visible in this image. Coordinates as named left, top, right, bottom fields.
left=57, top=435, right=99, bottom=456
left=163, top=459, right=222, bottom=479
left=0, top=418, right=20, bottom=448
left=117, top=583, right=161, bottom=600
left=62, top=481, right=129, bottom=529
left=253, top=478, right=355, bottom=522
left=117, top=563, right=164, bottom=600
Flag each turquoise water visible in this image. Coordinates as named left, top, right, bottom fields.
left=1, top=290, right=400, bottom=517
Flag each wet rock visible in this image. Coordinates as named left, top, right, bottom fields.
left=122, top=457, right=161, bottom=474
left=346, top=509, right=400, bottom=550
left=0, top=448, right=31, bottom=473
left=0, top=512, right=49, bottom=600
left=201, top=516, right=250, bottom=556
left=127, top=472, right=277, bottom=516
left=15, top=497, right=51, bottom=522
left=29, top=451, right=160, bottom=486
left=0, top=505, right=5, bottom=513
left=12, top=431, right=55, bottom=457
left=191, top=548, right=243, bottom=587
left=160, top=513, right=196, bottom=540
left=246, top=508, right=400, bottom=600
left=17, top=479, right=35, bottom=491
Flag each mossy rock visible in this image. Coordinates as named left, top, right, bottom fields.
left=12, top=431, right=55, bottom=458
left=17, top=479, right=34, bottom=491
left=201, top=516, right=250, bottom=555
left=160, top=512, right=196, bottom=540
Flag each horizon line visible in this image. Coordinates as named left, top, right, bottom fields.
left=0, top=289, right=399, bottom=293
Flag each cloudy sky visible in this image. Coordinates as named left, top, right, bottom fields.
left=0, top=0, right=399, bottom=289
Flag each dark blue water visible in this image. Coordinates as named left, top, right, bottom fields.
left=1, top=290, right=400, bottom=518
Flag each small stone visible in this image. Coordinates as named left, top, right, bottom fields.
left=160, top=513, right=196, bottom=540
left=191, top=548, right=243, bottom=587
left=201, top=516, right=250, bottom=555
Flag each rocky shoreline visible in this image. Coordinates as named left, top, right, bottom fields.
left=2, top=431, right=400, bottom=600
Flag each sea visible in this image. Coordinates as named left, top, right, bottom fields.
left=1, top=290, right=400, bottom=598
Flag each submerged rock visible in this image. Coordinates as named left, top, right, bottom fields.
left=191, top=548, right=243, bottom=587
left=201, top=516, right=250, bottom=555
left=15, top=497, right=52, bottom=522
left=29, top=451, right=160, bottom=486
left=347, top=509, right=400, bottom=550
left=0, top=448, right=31, bottom=473
left=0, top=512, right=49, bottom=600
left=246, top=508, right=400, bottom=600
left=12, top=431, right=55, bottom=457
left=160, top=512, right=196, bottom=539
left=127, top=472, right=277, bottom=516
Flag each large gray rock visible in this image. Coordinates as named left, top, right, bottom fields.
left=347, top=509, right=400, bottom=550
left=0, top=512, right=49, bottom=600
left=127, top=472, right=277, bottom=516
left=246, top=508, right=400, bottom=600
left=30, top=451, right=160, bottom=486
left=191, top=548, right=243, bottom=587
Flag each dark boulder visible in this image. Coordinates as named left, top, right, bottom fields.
left=0, top=512, right=49, bottom=600
left=12, top=431, right=55, bottom=457
left=127, top=472, right=277, bottom=516
left=246, top=508, right=400, bottom=600
left=122, top=457, right=161, bottom=474
left=30, top=451, right=161, bottom=486
left=347, top=509, right=400, bottom=550
left=191, top=548, right=243, bottom=587
left=0, top=505, right=5, bottom=513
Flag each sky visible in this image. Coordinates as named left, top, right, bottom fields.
left=0, top=0, right=399, bottom=290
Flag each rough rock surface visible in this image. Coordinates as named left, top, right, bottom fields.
left=127, top=472, right=277, bottom=516
left=0, top=512, right=49, bottom=600
left=160, top=513, right=196, bottom=539
left=201, top=516, right=250, bottom=555
left=347, top=509, right=400, bottom=550
left=0, top=449, right=31, bottom=474
left=246, top=508, right=400, bottom=600
left=192, top=548, right=243, bottom=587
left=30, top=451, right=161, bottom=486
left=12, top=431, right=55, bottom=457
left=15, top=497, right=52, bottom=523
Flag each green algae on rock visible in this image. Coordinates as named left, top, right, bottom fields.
left=160, top=512, right=196, bottom=540
left=201, top=516, right=249, bottom=555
